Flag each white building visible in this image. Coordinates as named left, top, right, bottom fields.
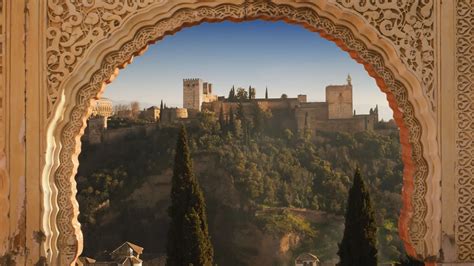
left=77, top=241, right=144, bottom=266
left=295, top=253, right=320, bottom=266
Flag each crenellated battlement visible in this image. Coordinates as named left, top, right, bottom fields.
left=183, top=78, right=202, bottom=83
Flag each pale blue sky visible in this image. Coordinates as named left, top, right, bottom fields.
left=105, top=20, right=393, bottom=121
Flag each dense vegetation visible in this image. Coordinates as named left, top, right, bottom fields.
left=77, top=109, right=405, bottom=264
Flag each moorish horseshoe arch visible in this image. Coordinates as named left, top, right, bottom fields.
left=42, top=1, right=441, bottom=265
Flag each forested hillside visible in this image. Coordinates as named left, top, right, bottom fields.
left=77, top=112, right=404, bottom=265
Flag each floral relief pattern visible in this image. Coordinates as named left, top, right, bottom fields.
left=455, top=0, right=474, bottom=262
left=49, top=1, right=433, bottom=264
left=46, top=0, right=437, bottom=119
left=46, top=0, right=161, bottom=117
left=335, top=0, right=436, bottom=113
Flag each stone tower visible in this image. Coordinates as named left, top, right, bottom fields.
left=183, top=78, right=218, bottom=111
left=183, top=78, right=204, bottom=111
left=326, top=75, right=353, bottom=119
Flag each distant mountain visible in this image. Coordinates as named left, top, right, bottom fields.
left=108, top=99, right=182, bottom=109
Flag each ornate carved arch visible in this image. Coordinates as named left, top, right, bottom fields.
left=42, top=1, right=441, bottom=265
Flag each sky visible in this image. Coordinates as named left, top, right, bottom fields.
left=105, top=20, right=394, bottom=121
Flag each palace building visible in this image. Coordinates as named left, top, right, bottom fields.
left=199, top=76, right=380, bottom=135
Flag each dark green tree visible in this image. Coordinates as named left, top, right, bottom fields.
left=248, top=86, right=255, bottom=99
left=236, top=102, right=246, bottom=123
left=265, top=87, right=268, bottom=99
left=338, top=168, right=377, bottom=266
left=166, top=126, right=214, bottom=266
left=236, top=88, right=248, bottom=101
left=229, top=107, right=236, bottom=135
left=303, top=112, right=311, bottom=140
left=159, top=100, right=164, bottom=123
left=219, top=105, right=226, bottom=132
left=253, top=104, right=264, bottom=135
left=237, top=102, right=250, bottom=141
left=228, top=86, right=236, bottom=101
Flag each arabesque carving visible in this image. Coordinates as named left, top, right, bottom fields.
left=455, top=0, right=474, bottom=261
left=46, top=0, right=437, bottom=119
left=335, top=0, right=436, bottom=112
left=46, top=0, right=159, bottom=116
left=45, top=1, right=439, bottom=265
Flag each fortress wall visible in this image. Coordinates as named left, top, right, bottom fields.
left=161, top=108, right=188, bottom=124
left=87, top=124, right=157, bottom=145
left=143, top=108, right=160, bottom=122
left=256, top=99, right=300, bottom=110
left=201, top=101, right=238, bottom=115
left=295, top=103, right=328, bottom=132
left=204, top=94, right=218, bottom=103
left=312, top=116, right=371, bottom=133
left=203, top=101, right=264, bottom=118
left=202, top=99, right=377, bottom=136
left=202, top=99, right=303, bottom=117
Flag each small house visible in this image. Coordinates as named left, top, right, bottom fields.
left=77, top=241, right=143, bottom=266
left=295, top=253, right=320, bottom=266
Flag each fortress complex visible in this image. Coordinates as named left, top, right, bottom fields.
left=198, top=75, right=380, bottom=135
left=85, top=77, right=382, bottom=145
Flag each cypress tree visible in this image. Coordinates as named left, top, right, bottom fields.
left=236, top=102, right=245, bottom=121
left=229, top=107, right=235, bottom=134
left=228, top=86, right=236, bottom=101
left=219, top=105, right=225, bottom=132
left=166, top=126, right=214, bottom=266
left=253, top=104, right=264, bottom=135
left=303, top=112, right=311, bottom=139
left=159, top=100, right=164, bottom=123
left=265, top=87, right=268, bottom=99
left=338, top=168, right=377, bottom=266
left=237, top=102, right=248, bottom=141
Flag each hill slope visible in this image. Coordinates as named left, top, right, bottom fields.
left=76, top=118, right=404, bottom=264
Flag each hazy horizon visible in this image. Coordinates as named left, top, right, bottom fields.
left=105, top=20, right=394, bottom=121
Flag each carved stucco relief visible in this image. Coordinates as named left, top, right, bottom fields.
left=46, top=0, right=436, bottom=119
left=46, top=0, right=161, bottom=117
left=334, top=0, right=436, bottom=113
left=44, top=1, right=439, bottom=264
left=455, top=0, right=474, bottom=262
left=0, top=0, right=4, bottom=148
